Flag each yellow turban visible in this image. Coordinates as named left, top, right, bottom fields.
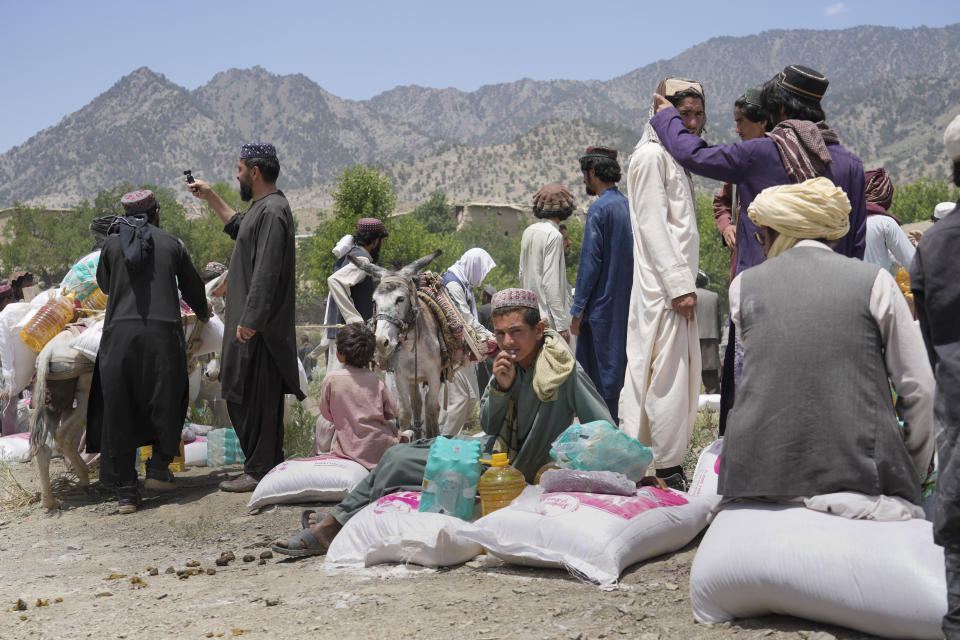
left=748, top=177, right=851, bottom=258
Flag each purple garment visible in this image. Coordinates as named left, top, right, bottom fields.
left=651, top=108, right=867, bottom=276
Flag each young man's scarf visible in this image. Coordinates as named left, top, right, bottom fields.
left=767, top=119, right=840, bottom=183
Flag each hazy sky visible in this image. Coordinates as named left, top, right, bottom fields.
left=3, top=0, right=957, bottom=152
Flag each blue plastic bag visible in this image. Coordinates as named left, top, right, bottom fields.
left=419, top=437, right=481, bottom=520
left=549, top=420, right=653, bottom=482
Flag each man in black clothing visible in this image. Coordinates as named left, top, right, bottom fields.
left=911, top=112, right=960, bottom=639
left=86, top=189, right=209, bottom=513
left=190, top=143, right=305, bottom=493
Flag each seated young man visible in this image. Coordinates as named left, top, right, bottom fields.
left=719, top=177, right=934, bottom=504
left=273, top=288, right=614, bottom=556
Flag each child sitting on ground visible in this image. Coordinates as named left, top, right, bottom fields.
left=317, top=323, right=400, bottom=470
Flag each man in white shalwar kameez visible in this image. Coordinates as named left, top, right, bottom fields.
left=439, top=248, right=498, bottom=435
left=519, top=191, right=574, bottom=344
left=621, top=78, right=705, bottom=490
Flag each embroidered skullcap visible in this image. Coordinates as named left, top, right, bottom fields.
left=748, top=177, right=851, bottom=259
left=743, top=87, right=763, bottom=107
left=357, top=217, right=386, bottom=234
left=580, top=146, right=618, bottom=162
left=120, top=189, right=158, bottom=215
left=204, top=262, right=226, bottom=276
left=934, top=202, right=956, bottom=221
left=776, top=65, right=829, bottom=101
left=491, top=288, right=538, bottom=311
left=239, top=142, right=278, bottom=159
left=945, top=113, right=960, bottom=161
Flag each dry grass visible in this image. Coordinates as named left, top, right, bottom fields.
left=683, top=408, right=720, bottom=478
left=0, top=462, right=39, bottom=512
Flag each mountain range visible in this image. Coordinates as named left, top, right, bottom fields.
left=2, top=23, right=959, bottom=221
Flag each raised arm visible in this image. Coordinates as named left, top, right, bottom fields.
left=650, top=108, right=751, bottom=184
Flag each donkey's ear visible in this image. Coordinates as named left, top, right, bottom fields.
left=399, top=249, right=443, bottom=278
left=348, top=256, right=390, bottom=280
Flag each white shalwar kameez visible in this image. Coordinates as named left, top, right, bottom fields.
left=439, top=249, right=496, bottom=436
left=620, top=122, right=701, bottom=470
left=519, top=219, right=571, bottom=333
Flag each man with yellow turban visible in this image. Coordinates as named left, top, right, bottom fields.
left=718, top=177, right=934, bottom=504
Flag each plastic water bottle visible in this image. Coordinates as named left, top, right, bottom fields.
left=19, top=295, right=77, bottom=352
left=478, top=453, right=526, bottom=516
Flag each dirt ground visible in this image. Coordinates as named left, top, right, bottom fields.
left=0, top=458, right=883, bottom=640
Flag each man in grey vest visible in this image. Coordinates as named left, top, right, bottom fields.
left=719, top=177, right=934, bottom=504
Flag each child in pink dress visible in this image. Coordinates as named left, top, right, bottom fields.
left=318, top=323, right=399, bottom=470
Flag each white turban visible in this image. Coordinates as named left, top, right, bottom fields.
left=748, top=177, right=851, bottom=259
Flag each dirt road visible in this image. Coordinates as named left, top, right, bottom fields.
left=0, top=460, right=873, bottom=640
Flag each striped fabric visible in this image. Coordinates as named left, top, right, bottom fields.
left=767, top=120, right=840, bottom=183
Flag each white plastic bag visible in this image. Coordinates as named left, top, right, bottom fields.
left=688, top=438, right=723, bottom=498
left=0, top=433, right=31, bottom=462
left=69, top=318, right=103, bottom=361
left=697, top=394, right=721, bottom=411
left=247, top=454, right=369, bottom=509
left=690, top=502, right=947, bottom=639
left=183, top=436, right=207, bottom=467
left=324, top=490, right=483, bottom=568
left=461, top=485, right=715, bottom=587
left=187, top=315, right=224, bottom=357
left=0, top=303, right=37, bottom=394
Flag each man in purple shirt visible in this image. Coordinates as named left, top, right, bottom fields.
left=651, top=64, right=866, bottom=276
left=652, top=65, right=867, bottom=435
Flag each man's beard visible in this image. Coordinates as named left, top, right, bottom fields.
left=239, top=178, right=253, bottom=202
left=369, top=243, right=381, bottom=264
left=585, top=185, right=596, bottom=197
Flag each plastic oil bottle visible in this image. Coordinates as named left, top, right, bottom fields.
left=477, top=453, right=526, bottom=516
left=81, top=287, right=108, bottom=311
left=19, top=294, right=77, bottom=352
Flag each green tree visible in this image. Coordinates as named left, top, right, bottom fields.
left=562, top=218, right=584, bottom=286
left=380, top=215, right=465, bottom=276
left=890, top=177, right=960, bottom=224
left=695, top=191, right=731, bottom=313
left=409, top=191, right=457, bottom=234
left=0, top=204, right=96, bottom=285
left=298, top=165, right=398, bottom=302
left=331, top=165, right=397, bottom=221
left=454, top=221, right=523, bottom=292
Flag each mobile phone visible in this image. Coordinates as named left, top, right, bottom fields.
left=184, top=169, right=198, bottom=193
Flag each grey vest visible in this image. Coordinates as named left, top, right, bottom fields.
left=719, top=246, right=921, bottom=503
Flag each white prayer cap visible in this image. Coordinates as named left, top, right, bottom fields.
left=933, top=202, right=956, bottom=221
left=945, top=113, right=960, bottom=161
